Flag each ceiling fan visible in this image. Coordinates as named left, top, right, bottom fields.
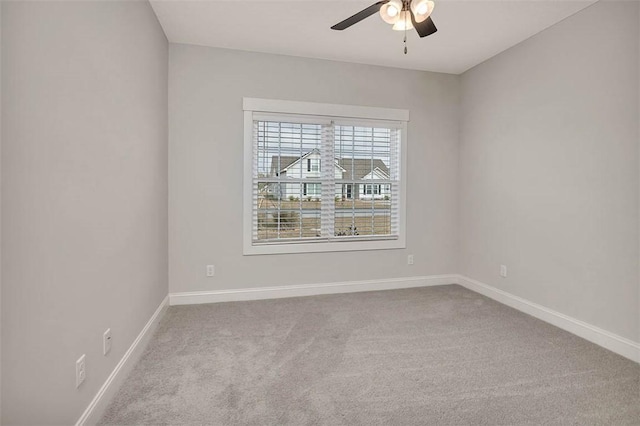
left=331, top=0, right=437, bottom=54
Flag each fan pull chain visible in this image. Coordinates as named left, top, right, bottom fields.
left=403, top=10, right=408, bottom=54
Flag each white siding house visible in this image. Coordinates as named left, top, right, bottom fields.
left=359, top=168, right=391, bottom=200
left=268, top=150, right=390, bottom=200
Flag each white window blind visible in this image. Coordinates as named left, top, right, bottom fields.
left=333, top=124, right=399, bottom=240
left=251, top=117, right=401, bottom=245
left=243, top=98, right=408, bottom=255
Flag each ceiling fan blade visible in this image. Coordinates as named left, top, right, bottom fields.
left=331, top=1, right=389, bottom=30
left=411, top=13, right=437, bottom=38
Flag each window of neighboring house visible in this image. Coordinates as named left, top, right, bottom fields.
left=306, top=158, right=320, bottom=173
left=302, top=183, right=321, bottom=197
left=364, top=184, right=381, bottom=195
left=243, top=98, right=408, bottom=255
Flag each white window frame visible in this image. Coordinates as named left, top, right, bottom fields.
left=243, top=98, right=408, bottom=255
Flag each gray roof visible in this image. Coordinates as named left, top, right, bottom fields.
left=270, top=148, right=320, bottom=177
left=338, top=158, right=389, bottom=180
left=270, top=155, right=300, bottom=176
left=270, top=151, right=389, bottom=180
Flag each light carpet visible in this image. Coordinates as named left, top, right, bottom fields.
left=100, top=285, right=640, bottom=425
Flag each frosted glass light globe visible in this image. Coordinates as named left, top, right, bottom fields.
left=410, top=0, right=435, bottom=23
left=392, top=10, right=414, bottom=31
left=380, top=0, right=403, bottom=24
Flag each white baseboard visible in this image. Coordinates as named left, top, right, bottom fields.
left=75, top=295, right=170, bottom=426
left=456, top=275, right=640, bottom=364
left=169, top=275, right=458, bottom=306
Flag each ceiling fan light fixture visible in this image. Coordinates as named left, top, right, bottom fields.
left=410, top=0, right=435, bottom=23
left=380, top=0, right=403, bottom=24
left=330, top=0, right=437, bottom=44
left=392, top=10, right=414, bottom=31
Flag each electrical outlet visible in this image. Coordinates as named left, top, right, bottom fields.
left=500, top=265, right=507, bottom=278
left=206, top=265, right=215, bottom=277
left=407, top=255, right=414, bottom=265
left=103, top=328, right=112, bottom=355
left=76, top=354, right=86, bottom=388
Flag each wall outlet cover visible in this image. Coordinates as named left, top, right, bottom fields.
left=103, top=328, right=112, bottom=355
left=76, top=354, right=86, bottom=388
left=500, top=265, right=507, bottom=278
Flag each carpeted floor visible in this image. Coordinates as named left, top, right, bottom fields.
left=100, top=285, right=640, bottom=425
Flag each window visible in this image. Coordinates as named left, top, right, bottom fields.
left=345, top=184, right=353, bottom=199
left=244, top=98, right=408, bottom=255
left=306, top=158, right=319, bottom=172
left=303, top=183, right=321, bottom=197
left=364, top=184, right=381, bottom=195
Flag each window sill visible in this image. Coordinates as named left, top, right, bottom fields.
left=243, top=237, right=406, bottom=255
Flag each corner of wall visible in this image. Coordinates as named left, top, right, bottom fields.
left=636, top=0, right=640, bottom=353
left=454, top=71, right=464, bottom=277
left=0, top=0, right=3, bottom=421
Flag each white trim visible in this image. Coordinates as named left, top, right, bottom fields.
left=456, top=275, right=640, bottom=364
left=398, top=121, right=407, bottom=249
left=169, top=275, right=457, bottom=306
left=243, top=110, right=254, bottom=256
left=75, top=295, right=169, bottom=426
left=244, top=238, right=406, bottom=255
left=243, top=103, right=408, bottom=256
left=243, top=98, right=410, bottom=122
left=251, top=112, right=333, bottom=126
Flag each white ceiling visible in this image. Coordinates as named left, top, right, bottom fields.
left=150, top=0, right=596, bottom=74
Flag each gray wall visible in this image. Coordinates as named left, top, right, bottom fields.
left=459, top=0, right=639, bottom=342
left=169, top=44, right=460, bottom=294
left=1, top=1, right=168, bottom=424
